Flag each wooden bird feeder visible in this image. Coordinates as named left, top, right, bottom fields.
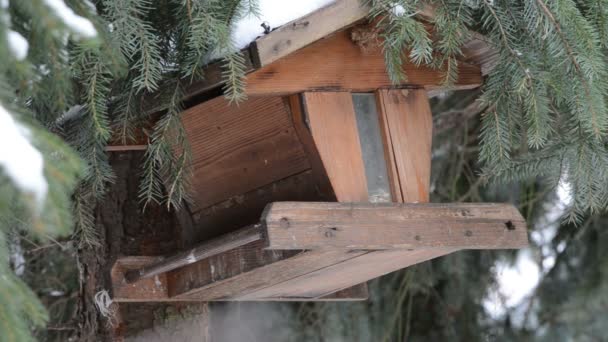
left=109, top=0, right=523, bottom=303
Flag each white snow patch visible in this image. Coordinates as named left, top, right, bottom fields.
left=485, top=249, right=540, bottom=319
left=232, top=0, right=335, bottom=49
left=42, top=0, right=97, bottom=38
left=7, top=30, right=28, bottom=60
left=9, top=237, right=25, bottom=276
left=484, top=177, right=572, bottom=322
left=0, top=105, right=47, bottom=207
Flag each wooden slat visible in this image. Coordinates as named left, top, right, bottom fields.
left=240, top=248, right=455, bottom=300
left=250, top=0, right=368, bottom=68
left=263, top=202, right=528, bottom=250
left=245, top=30, right=482, bottom=96
left=302, top=92, right=368, bottom=202
left=112, top=253, right=369, bottom=302
left=125, top=225, right=263, bottom=283
left=182, top=96, right=310, bottom=210
left=376, top=89, right=433, bottom=202
left=167, top=243, right=368, bottom=301
left=288, top=95, right=336, bottom=200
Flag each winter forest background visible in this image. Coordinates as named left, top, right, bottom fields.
left=1, top=0, right=608, bottom=341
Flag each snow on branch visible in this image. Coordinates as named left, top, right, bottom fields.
left=0, top=105, right=47, bottom=207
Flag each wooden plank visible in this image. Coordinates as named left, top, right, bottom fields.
left=263, top=202, right=528, bottom=250
left=112, top=254, right=368, bottom=302
left=125, top=225, right=263, bottom=284
left=376, top=89, right=433, bottom=202
left=245, top=30, right=482, bottom=96
left=241, top=283, right=369, bottom=301
left=167, top=243, right=368, bottom=301
left=250, top=0, right=368, bottom=68
left=288, top=95, right=336, bottom=201
left=182, top=96, right=310, bottom=210
left=240, top=248, right=456, bottom=300
left=302, top=92, right=368, bottom=202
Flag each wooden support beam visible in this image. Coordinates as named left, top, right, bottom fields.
left=124, top=225, right=262, bottom=284
left=300, top=92, right=368, bottom=202
left=263, top=202, right=528, bottom=250
left=239, top=248, right=456, bottom=300
left=245, top=30, right=482, bottom=96
left=112, top=245, right=369, bottom=302
left=376, top=88, right=433, bottom=202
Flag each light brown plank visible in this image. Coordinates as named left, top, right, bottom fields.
left=245, top=30, right=482, bottom=96
left=263, top=202, right=528, bottom=250
left=376, top=89, right=433, bottom=202
left=302, top=92, right=368, bottom=202
left=251, top=0, right=368, bottom=67
left=182, top=96, right=310, bottom=210
left=240, top=248, right=456, bottom=300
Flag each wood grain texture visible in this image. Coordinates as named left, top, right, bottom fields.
left=288, top=95, right=336, bottom=201
left=112, top=253, right=368, bottom=301
left=376, top=89, right=433, bottom=202
left=167, top=243, right=367, bottom=301
left=250, top=0, right=368, bottom=67
left=245, top=30, right=482, bottom=96
left=302, top=92, right=368, bottom=202
left=192, top=169, right=328, bottom=243
left=264, top=202, right=528, bottom=250
left=125, top=225, right=263, bottom=283
left=182, top=96, right=310, bottom=210
left=112, top=256, right=169, bottom=302
left=240, top=248, right=456, bottom=299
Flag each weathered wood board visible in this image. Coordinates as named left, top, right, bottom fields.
left=263, top=202, right=528, bottom=250
left=112, top=242, right=369, bottom=302
left=250, top=0, right=369, bottom=68
left=239, top=247, right=457, bottom=300
left=301, top=92, right=368, bottom=202
left=376, top=89, right=433, bottom=203
left=245, top=30, right=482, bottom=96
left=181, top=96, right=310, bottom=210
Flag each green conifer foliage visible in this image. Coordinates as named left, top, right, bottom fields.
left=371, top=0, right=608, bottom=222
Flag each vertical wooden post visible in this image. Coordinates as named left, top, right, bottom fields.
left=376, top=88, right=433, bottom=203
left=299, top=92, right=369, bottom=201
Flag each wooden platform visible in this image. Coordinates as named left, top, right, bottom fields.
left=111, top=201, right=526, bottom=302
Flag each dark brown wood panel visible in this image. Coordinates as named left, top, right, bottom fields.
left=182, top=96, right=310, bottom=210
left=167, top=244, right=367, bottom=301
left=192, top=170, right=329, bottom=243
left=245, top=30, right=482, bottom=96
left=264, top=202, right=528, bottom=250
